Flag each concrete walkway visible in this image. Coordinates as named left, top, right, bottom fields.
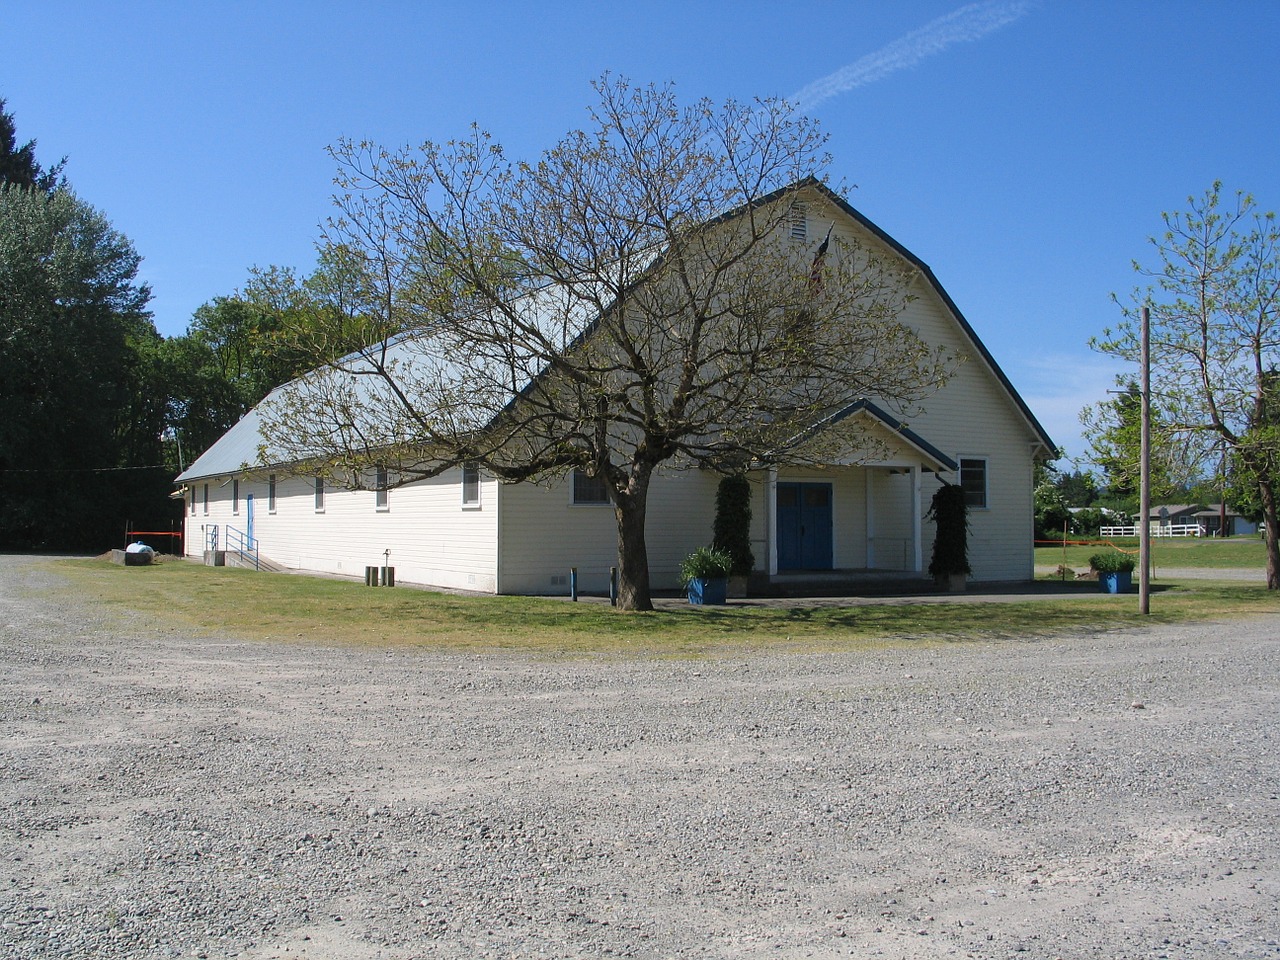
left=567, top=579, right=1113, bottom=610
left=567, top=567, right=1269, bottom=610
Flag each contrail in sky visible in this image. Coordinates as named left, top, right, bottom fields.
left=789, top=0, right=1034, bottom=111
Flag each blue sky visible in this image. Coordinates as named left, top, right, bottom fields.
left=4, top=0, right=1278, bottom=463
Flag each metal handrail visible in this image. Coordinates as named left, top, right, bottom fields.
left=225, top=525, right=259, bottom=571
left=205, top=525, right=219, bottom=552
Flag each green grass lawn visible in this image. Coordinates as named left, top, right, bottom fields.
left=41, top=556, right=1280, bottom=658
left=1036, top=537, right=1267, bottom=571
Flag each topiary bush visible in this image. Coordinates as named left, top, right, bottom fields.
left=712, top=473, right=755, bottom=577
left=926, top=482, right=971, bottom=578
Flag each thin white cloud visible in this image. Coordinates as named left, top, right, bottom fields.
left=790, top=0, right=1034, bottom=111
left=1018, top=351, right=1130, bottom=463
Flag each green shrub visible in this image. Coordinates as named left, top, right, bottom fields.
left=926, top=483, right=970, bottom=577
left=712, top=473, right=755, bottom=576
left=1070, top=506, right=1108, bottom=537
left=680, top=546, right=733, bottom=584
left=1089, top=551, right=1136, bottom=573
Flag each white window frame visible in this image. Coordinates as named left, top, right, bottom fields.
left=571, top=468, right=611, bottom=506
left=268, top=474, right=277, bottom=514
left=314, top=476, right=325, bottom=513
left=189, top=488, right=196, bottom=517
left=959, top=457, right=988, bottom=510
left=375, top=466, right=390, bottom=512
left=461, top=462, right=481, bottom=509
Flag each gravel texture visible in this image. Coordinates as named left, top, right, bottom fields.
left=2, top=553, right=1278, bottom=960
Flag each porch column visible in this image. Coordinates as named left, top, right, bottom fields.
left=912, top=465, right=923, bottom=573
left=766, top=467, right=778, bottom=576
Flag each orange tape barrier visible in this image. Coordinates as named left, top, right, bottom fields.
left=1035, top=538, right=1138, bottom=555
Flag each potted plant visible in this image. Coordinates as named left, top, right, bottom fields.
left=680, top=546, right=733, bottom=605
left=712, top=473, right=755, bottom=597
left=1089, top=551, right=1136, bottom=594
left=926, top=482, right=970, bottom=591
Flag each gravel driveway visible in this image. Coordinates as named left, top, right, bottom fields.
left=2, top=554, right=1278, bottom=960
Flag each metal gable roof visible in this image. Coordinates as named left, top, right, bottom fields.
left=176, top=179, right=1054, bottom=482
left=778, top=397, right=958, bottom=472
left=175, top=399, right=272, bottom=483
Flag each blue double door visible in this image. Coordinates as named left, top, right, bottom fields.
left=776, top=482, right=833, bottom=570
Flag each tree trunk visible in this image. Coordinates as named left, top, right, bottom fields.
left=1258, top=479, right=1280, bottom=590
left=613, top=466, right=654, bottom=612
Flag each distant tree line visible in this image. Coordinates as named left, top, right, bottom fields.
left=0, top=99, right=320, bottom=551
left=1, top=98, right=167, bottom=548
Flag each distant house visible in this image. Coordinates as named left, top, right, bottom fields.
left=1139, top=504, right=1257, bottom=537
left=175, top=180, right=1055, bottom=594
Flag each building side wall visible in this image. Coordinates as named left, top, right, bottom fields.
left=497, top=468, right=722, bottom=595
left=786, top=191, right=1044, bottom=582
left=183, top=468, right=499, bottom=592
left=884, top=281, right=1039, bottom=582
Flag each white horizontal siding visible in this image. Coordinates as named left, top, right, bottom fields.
left=776, top=190, right=1043, bottom=581
left=889, top=280, right=1038, bottom=582
left=187, top=468, right=498, bottom=592
left=497, top=468, right=722, bottom=595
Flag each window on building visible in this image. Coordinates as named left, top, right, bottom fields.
left=189, top=488, right=196, bottom=517
left=572, top=468, right=610, bottom=505
left=314, top=477, right=325, bottom=512
left=959, top=458, right=988, bottom=509
left=461, top=462, right=480, bottom=507
left=232, top=478, right=240, bottom=515
left=375, top=466, right=390, bottom=511
left=268, top=474, right=277, bottom=514
left=203, top=483, right=209, bottom=515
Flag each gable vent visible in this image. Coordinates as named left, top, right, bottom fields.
left=789, top=202, right=808, bottom=242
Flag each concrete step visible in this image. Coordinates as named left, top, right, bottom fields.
left=223, top=550, right=286, bottom=574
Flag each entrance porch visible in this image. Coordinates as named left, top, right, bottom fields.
left=760, top=464, right=935, bottom=579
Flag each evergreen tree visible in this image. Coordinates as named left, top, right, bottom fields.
left=0, top=98, right=64, bottom=193
left=0, top=186, right=159, bottom=548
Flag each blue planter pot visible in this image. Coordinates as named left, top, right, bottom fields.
left=687, top=577, right=728, bottom=605
left=1098, top=571, right=1133, bottom=594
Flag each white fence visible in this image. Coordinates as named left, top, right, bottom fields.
left=1100, top=523, right=1206, bottom=538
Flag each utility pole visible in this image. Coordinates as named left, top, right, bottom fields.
left=1139, top=305, right=1151, bottom=615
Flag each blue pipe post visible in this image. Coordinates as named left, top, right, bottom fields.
left=609, top=567, right=617, bottom=607
left=570, top=567, right=578, bottom=601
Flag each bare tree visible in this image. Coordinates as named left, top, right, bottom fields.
left=1093, top=182, right=1280, bottom=587
left=259, top=76, right=953, bottom=610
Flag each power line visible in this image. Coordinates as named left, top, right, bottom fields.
left=0, top=464, right=174, bottom=474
